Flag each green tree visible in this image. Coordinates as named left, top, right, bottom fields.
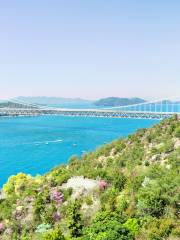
left=137, top=185, right=167, bottom=217
left=81, top=211, right=133, bottom=240
left=68, top=200, right=83, bottom=238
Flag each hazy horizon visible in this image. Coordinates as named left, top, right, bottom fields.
left=0, top=1, right=180, bottom=100
left=1, top=95, right=147, bottom=101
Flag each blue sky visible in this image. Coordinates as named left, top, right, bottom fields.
left=0, top=1, right=180, bottom=100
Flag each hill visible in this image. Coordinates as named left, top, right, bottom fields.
left=0, top=116, right=179, bottom=239
left=94, top=97, right=146, bottom=107
left=15, top=96, right=93, bottom=105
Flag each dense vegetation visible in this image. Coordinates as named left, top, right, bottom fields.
left=94, top=97, right=145, bottom=107
left=0, top=116, right=179, bottom=239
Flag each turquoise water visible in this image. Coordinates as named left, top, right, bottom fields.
left=0, top=116, right=159, bottom=187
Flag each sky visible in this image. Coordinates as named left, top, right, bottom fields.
left=0, top=1, right=180, bottom=100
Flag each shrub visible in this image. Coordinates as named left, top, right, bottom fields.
left=116, top=194, right=128, bottom=212
left=123, top=218, right=139, bottom=235
left=112, top=174, right=126, bottom=191
left=50, top=190, right=64, bottom=204
left=84, top=196, right=93, bottom=206
left=81, top=211, right=133, bottom=240
left=0, top=223, right=5, bottom=233
left=175, top=126, right=180, bottom=138
left=43, top=225, right=65, bottom=240
left=99, top=180, right=108, bottom=190
left=68, top=200, right=83, bottom=238
left=3, top=173, right=34, bottom=196
left=35, top=223, right=51, bottom=233
left=145, top=161, right=150, bottom=166
left=147, top=218, right=174, bottom=240
left=137, top=186, right=167, bottom=217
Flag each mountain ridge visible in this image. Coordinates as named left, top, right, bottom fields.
left=94, top=97, right=146, bottom=107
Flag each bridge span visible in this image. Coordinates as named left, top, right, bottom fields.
left=0, top=98, right=180, bottom=120
left=0, top=107, right=179, bottom=120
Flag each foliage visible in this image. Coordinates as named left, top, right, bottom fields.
left=43, top=225, right=65, bottom=240
left=68, top=200, right=83, bottom=238
left=3, top=173, right=34, bottom=196
left=81, top=211, right=133, bottom=240
left=137, top=184, right=167, bottom=217
left=146, top=218, right=174, bottom=240
left=174, top=126, right=180, bottom=138
left=123, top=218, right=139, bottom=235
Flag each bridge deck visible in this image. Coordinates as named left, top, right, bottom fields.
left=0, top=107, right=179, bottom=119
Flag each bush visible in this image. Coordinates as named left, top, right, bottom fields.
left=43, top=225, right=65, bottom=240
left=81, top=211, right=133, bottom=240
left=137, top=185, right=167, bottom=217
left=123, top=218, right=139, bottom=235
left=147, top=218, right=174, bottom=240
left=145, top=161, right=150, bottom=166
left=3, top=173, right=34, bottom=196
left=68, top=200, right=83, bottom=238
left=175, top=126, right=180, bottom=138
left=84, top=196, right=93, bottom=206
left=112, top=173, right=127, bottom=191
left=116, top=193, right=129, bottom=212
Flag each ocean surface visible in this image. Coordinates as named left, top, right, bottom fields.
left=0, top=115, right=159, bottom=187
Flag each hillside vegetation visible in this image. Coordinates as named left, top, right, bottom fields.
left=0, top=116, right=179, bottom=240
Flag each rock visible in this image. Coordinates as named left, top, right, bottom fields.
left=98, top=156, right=106, bottom=163
left=142, top=177, right=150, bottom=187
left=174, top=138, right=180, bottom=149
left=24, top=196, right=34, bottom=203
left=61, top=176, right=100, bottom=199
left=82, top=198, right=100, bottom=219
left=150, top=155, right=159, bottom=162
left=16, top=205, right=24, bottom=212
left=0, top=190, right=6, bottom=201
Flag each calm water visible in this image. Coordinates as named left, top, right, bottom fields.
left=0, top=116, right=159, bottom=186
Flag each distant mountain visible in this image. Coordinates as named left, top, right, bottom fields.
left=94, top=97, right=146, bottom=107
left=14, top=96, right=93, bottom=105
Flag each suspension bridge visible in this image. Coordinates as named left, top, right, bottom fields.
left=0, top=98, right=180, bottom=120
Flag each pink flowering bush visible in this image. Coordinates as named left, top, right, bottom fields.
left=50, top=190, right=64, bottom=204
left=0, top=223, right=4, bottom=233
left=53, top=211, right=61, bottom=222
left=99, top=180, right=108, bottom=190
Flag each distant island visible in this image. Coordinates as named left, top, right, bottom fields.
left=94, top=97, right=146, bottom=107
left=14, top=96, right=93, bottom=105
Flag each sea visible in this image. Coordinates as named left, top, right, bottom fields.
left=0, top=103, right=160, bottom=187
